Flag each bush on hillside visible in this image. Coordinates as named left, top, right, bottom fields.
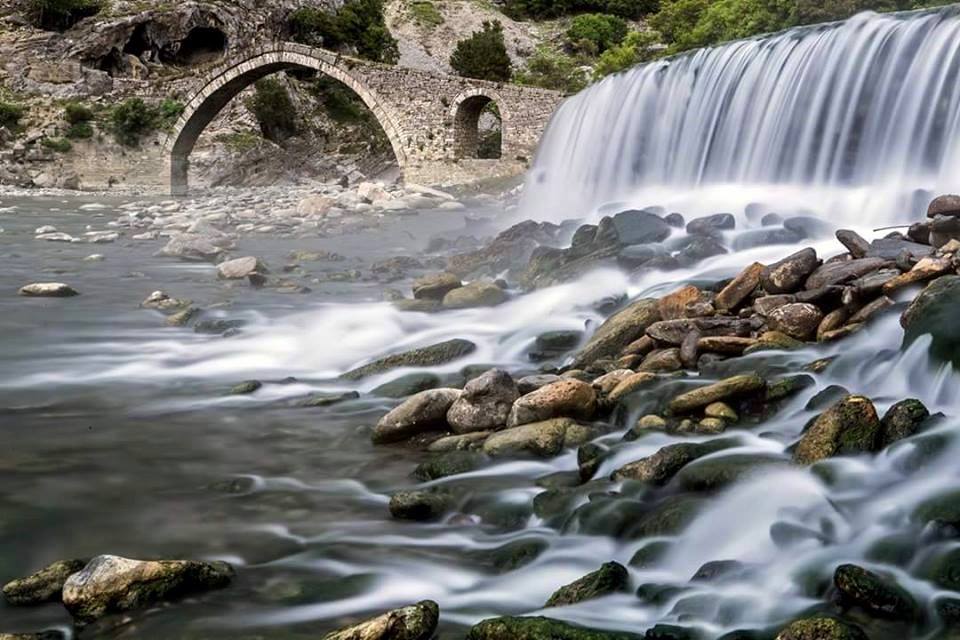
left=450, top=21, right=512, bottom=82
left=651, top=0, right=793, bottom=54
left=41, top=136, right=72, bottom=153
left=594, top=30, right=663, bottom=77
left=567, top=13, right=628, bottom=53
left=0, top=100, right=25, bottom=131
left=504, top=0, right=658, bottom=20
left=514, top=48, right=589, bottom=93
left=287, top=0, right=399, bottom=64
left=26, top=0, right=104, bottom=31
left=110, top=98, right=160, bottom=146
left=66, top=121, right=94, bottom=139
left=64, top=102, right=94, bottom=124
left=247, top=78, right=299, bottom=143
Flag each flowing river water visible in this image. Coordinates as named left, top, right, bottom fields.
left=5, top=5, right=960, bottom=640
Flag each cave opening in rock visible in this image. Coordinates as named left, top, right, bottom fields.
left=165, top=27, right=228, bottom=66
left=122, top=23, right=153, bottom=59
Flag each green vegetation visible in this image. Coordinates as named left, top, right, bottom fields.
left=288, top=0, right=399, bottom=64
left=0, top=100, right=25, bottom=132
left=409, top=1, right=444, bottom=27
left=567, top=13, right=628, bottom=53
left=107, top=97, right=180, bottom=147
left=216, top=131, right=263, bottom=153
left=504, top=0, right=658, bottom=19
left=247, top=78, right=299, bottom=143
left=514, top=48, right=589, bottom=93
left=477, top=103, right=503, bottom=159
left=26, top=0, right=104, bottom=31
left=41, top=137, right=73, bottom=153
left=450, top=21, right=513, bottom=82
left=158, top=98, right=184, bottom=123
left=594, top=30, right=662, bottom=77
left=66, top=121, right=94, bottom=139
left=64, top=102, right=94, bottom=125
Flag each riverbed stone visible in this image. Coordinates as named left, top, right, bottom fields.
left=544, top=562, right=629, bottom=607
left=833, top=563, right=918, bottom=621
left=2, top=559, right=87, bottom=605
left=157, top=234, right=228, bottom=262
left=882, top=255, right=952, bottom=294
left=447, top=368, right=519, bottom=433
left=775, top=617, right=867, bottom=640
left=217, top=256, right=266, bottom=280
left=323, top=600, right=439, bottom=640
left=639, top=348, right=683, bottom=373
left=613, top=443, right=710, bottom=485
left=467, top=617, right=644, bottom=640
left=836, top=229, right=870, bottom=258
left=342, top=339, right=476, bottom=380
left=18, top=282, right=78, bottom=297
left=901, top=275, right=960, bottom=368
left=572, top=299, right=661, bottom=368
left=140, top=290, right=190, bottom=311
left=372, top=388, right=461, bottom=444
left=517, top=374, right=562, bottom=394
left=61, top=555, right=233, bottom=623
left=413, top=273, right=462, bottom=300
left=767, top=303, right=824, bottom=340
left=667, top=374, right=766, bottom=414
left=687, top=213, right=735, bottom=236
left=928, top=194, right=960, bottom=218
left=389, top=491, right=452, bottom=521
left=878, top=399, right=929, bottom=448
left=442, top=282, right=507, bottom=309
left=483, top=418, right=590, bottom=458
left=761, top=248, right=820, bottom=294
left=805, top=257, right=890, bottom=290
left=508, top=379, right=597, bottom=427
left=607, top=372, right=657, bottom=404
left=372, top=373, right=441, bottom=398
left=658, top=285, right=702, bottom=321
left=793, top=395, right=881, bottom=464
left=715, top=263, right=764, bottom=311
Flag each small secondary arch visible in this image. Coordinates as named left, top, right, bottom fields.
left=449, top=88, right=510, bottom=160
left=165, top=45, right=407, bottom=194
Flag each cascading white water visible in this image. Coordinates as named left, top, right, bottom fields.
left=523, top=6, right=960, bottom=225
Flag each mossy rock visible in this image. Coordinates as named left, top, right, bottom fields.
left=629, top=540, right=671, bottom=568
left=793, top=395, right=881, bottom=464
left=2, top=558, right=88, bottom=605
left=671, top=454, right=789, bottom=492
left=917, top=547, right=960, bottom=590
left=832, top=563, right=918, bottom=621
left=626, top=495, right=705, bottom=539
left=878, top=398, right=930, bottom=448
left=636, top=582, right=687, bottom=606
left=485, top=539, right=549, bottom=573
left=901, top=275, right=960, bottom=368
left=342, top=339, right=476, bottom=380
left=466, top=616, right=644, bottom=640
left=545, top=561, right=629, bottom=607
left=644, top=623, right=703, bottom=639
left=765, top=375, right=815, bottom=403
left=774, top=617, right=867, bottom=640
left=912, top=489, right=960, bottom=529
left=388, top=489, right=452, bottom=521
left=412, top=451, right=485, bottom=481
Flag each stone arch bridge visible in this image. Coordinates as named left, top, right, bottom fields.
left=164, top=42, right=565, bottom=194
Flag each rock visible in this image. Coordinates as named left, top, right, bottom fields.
left=879, top=399, right=929, bottom=448
left=229, top=380, right=262, bottom=395
left=592, top=369, right=634, bottom=395
left=783, top=216, right=833, bottom=238
left=714, top=263, right=764, bottom=311
left=833, top=563, right=918, bottom=621
left=517, top=374, right=562, bottom=394
left=18, top=282, right=78, bottom=297
left=483, top=418, right=590, bottom=458
left=544, top=562, right=629, bottom=607
left=686, top=213, right=735, bottom=236
left=371, top=389, right=461, bottom=444
left=607, top=372, right=657, bottom=404
left=611, top=210, right=672, bottom=244
left=442, top=282, right=507, bottom=309
left=217, top=256, right=266, bottom=280
left=850, top=269, right=900, bottom=297
left=389, top=491, right=452, bottom=521
left=613, top=443, right=710, bottom=485
left=767, top=303, right=824, bottom=340
left=295, top=391, right=360, bottom=407
left=508, top=379, right=597, bottom=427
left=646, top=317, right=755, bottom=345
left=762, top=248, right=820, bottom=294
left=677, top=235, right=727, bottom=263
left=36, top=232, right=75, bottom=242
left=0, top=633, right=65, bottom=640
left=531, top=330, right=582, bottom=360
left=732, top=227, right=804, bottom=250
left=572, top=299, right=661, bottom=368
left=323, top=600, right=439, bottom=640
left=658, top=285, right=703, bottom=321
left=394, top=299, right=441, bottom=313
left=930, top=214, right=960, bottom=248
left=805, top=257, right=890, bottom=290
left=357, top=182, right=393, bottom=204
left=342, top=339, right=476, bottom=380
left=673, top=454, right=787, bottom=492
left=881, top=255, right=952, bottom=294
left=705, top=402, right=737, bottom=421
left=793, top=395, right=881, bottom=464
left=157, top=234, right=228, bottom=262
left=447, top=369, right=519, bottom=433
left=61, top=555, right=233, bottom=623
left=639, top=348, right=682, bottom=372
left=296, top=195, right=334, bottom=216
left=775, top=617, right=867, bottom=640
left=141, top=291, right=190, bottom=311
left=847, top=296, right=893, bottom=325
left=836, top=230, right=870, bottom=258
left=372, top=373, right=441, bottom=398
left=2, top=559, right=87, bottom=605
left=466, top=617, right=643, bottom=640
left=166, top=307, right=200, bottom=327
left=697, top=336, right=756, bottom=355
left=617, top=244, right=668, bottom=269
left=928, top=194, right=960, bottom=218
left=900, top=275, right=960, bottom=368
left=413, top=273, right=462, bottom=300
left=667, top=374, right=766, bottom=414
left=866, top=237, right=932, bottom=261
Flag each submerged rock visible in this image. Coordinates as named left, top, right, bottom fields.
left=2, top=559, right=87, bottom=605
left=413, top=451, right=485, bottom=480
left=322, top=600, right=439, bottom=640
left=466, top=616, right=644, bottom=640
left=483, top=418, right=591, bottom=458
left=447, top=369, right=519, bottom=433
left=61, top=555, right=233, bottom=623
left=508, top=379, right=597, bottom=427
left=793, top=395, right=881, bottom=464
left=544, top=562, right=629, bottom=607
left=372, top=373, right=441, bottom=398
left=342, top=339, right=476, bottom=380
left=372, top=389, right=461, bottom=444
left=18, top=282, right=79, bottom=297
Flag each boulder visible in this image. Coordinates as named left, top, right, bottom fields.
left=483, top=418, right=591, bottom=458
left=442, top=282, right=507, bottom=309
left=217, top=256, right=266, bottom=280
left=879, top=398, right=929, bottom=448
left=508, top=379, right=597, bottom=427
left=372, top=389, right=461, bottom=444
left=658, top=285, right=703, bottom=321
left=323, top=600, right=439, bottom=640
left=61, top=555, right=233, bottom=623
left=611, top=210, right=672, bottom=245
left=544, top=562, right=629, bottom=607
left=927, top=194, right=960, bottom=218
left=296, top=195, right=335, bottom=216
left=805, top=257, right=890, bottom=290
left=686, top=213, right=735, bottom=236
left=775, top=617, right=867, bottom=640
left=667, top=374, right=766, bottom=414
left=18, top=282, right=78, bottom=297
left=766, top=303, right=824, bottom=340
left=467, top=617, right=644, bottom=640
left=833, top=563, right=918, bottom=621
left=413, top=273, right=462, bottom=300
left=447, top=369, right=520, bottom=433
left=836, top=230, right=870, bottom=258
left=2, top=559, right=87, bottom=605
left=714, top=263, right=764, bottom=311
left=342, top=339, right=476, bottom=380
left=761, top=248, right=820, bottom=294
left=572, top=299, right=661, bottom=368
left=389, top=491, right=452, bottom=521
left=156, top=234, right=229, bottom=262
left=793, top=395, right=881, bottom=464
left=900, top=275, right=960, bottom=368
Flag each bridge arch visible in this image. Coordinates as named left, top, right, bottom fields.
left=165, top=44, right=407, bottom=194
left=449, top=88, right=510, bottom=160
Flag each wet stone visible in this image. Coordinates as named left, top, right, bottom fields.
left=389, top=490, right=452, bottom=521
left=833, top=563, right=918, bottom=621
left=322, top=600, right=439, bottom=640
left=879, top=398, right=929, bottom=448
left=2, top=559, right=88, bottom=605
left=793, top=395, right=881, bottom=464
left=342, top=339, right=476, bottom=380
left=544, top=562, right=629, bottom=607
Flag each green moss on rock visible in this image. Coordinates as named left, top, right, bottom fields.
left=466, top=616, right=644, bottom=640
left=544, top=561, right=629, bottom=607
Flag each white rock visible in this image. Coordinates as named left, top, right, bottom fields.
left=83, top=254, right=105, bottom=262
left=296, top=195, right=334, bottom=217
left=19, top=282, right=79, bottom=297
left=405, top=183, right=456, bottom=201
left=34, top=225, right=57, bottom=234
left=438, top=201, right=466, bottom=210
left=36, top=232, right=75, bottom=242
left=217, top=256, right=266, bottom=280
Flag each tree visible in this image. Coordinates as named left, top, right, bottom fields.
left=247, top=78, right=299, bottom=143
left=567, top=13, right=628, bottom=54
left=514, top=48, right=589, bottom=94
left=287, top=0, right=399, bottom=64
left=450, top=21, right=512, bottom=82
left=594, top=30, right=662, bottom=78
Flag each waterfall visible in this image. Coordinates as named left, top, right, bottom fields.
left=523, top=5, right=960, bottom=225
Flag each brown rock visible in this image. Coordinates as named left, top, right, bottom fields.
left=816, top=308, right=848, bottom=341
left=620, top=335, right=656, bottom=357
left=483, top=418, right=590, bottom=458
left=753, top=294, right=796, bottom=316
left=646, top=317, right=755, bottom=345
left=697, top=336, right=757, bottom=355
left=680, top=330, right=700, bottom=369
left=372, top=389, right=461, bottom=444
left=793, top=395, right=881, bottom=464
left=805, top=257, right=890, bottom=290
left=323, top=600, right=439, bottom=640
left=715, top=263, right=764, bottom=311
left=446, top=369, right=519, bottom=434
left=613, top=442, right=707, bottom=484
left=819, top=324, right=863, bottom=341
left=836, top=230, right=870, bottom=258
left=572, top=299, right=661, bottom=368
left=658, top=285, right=702, bottom=320
left=592, top=369, right=635, bottom=395
left=667, top=374, right=767, bottom=414
left=607, top=372, right=657, bottom=404
left=638, top=348, right=682, bottom=373
left=767, top=303, right=824, bottom=340
left=442, top=282, right=507, bottom=309
left=413, top=273, right=462, bottom=300
left=928, top=194, right=960, bottom=218
left=762, top=248, right=820, bottom=294
left=881, top=256, right=953, bottom=294
left=508, top=379, right=597, bottom=427
left=848, top=296, right=894, bottom=324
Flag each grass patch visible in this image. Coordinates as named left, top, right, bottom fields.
left=41, top=137, right=73, bottom=153
left=410, top=1, right=444, bottom=27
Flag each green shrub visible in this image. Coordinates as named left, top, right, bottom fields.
left=410, top=1, right=444, bottom=27
left=66, top=121, right=94, bottom=139
left=158, top=98, right=184, bottom=125
left=64, top=102, right=94, bottom=124
left=247, top=78, right=299, bottom=143
left=288, top=0, right=399, bottom=64
left=514, top=48, right=589, bottom=93
left=450, top=21, right=512, bottom=82
left=110, top=98, right=160, bottom=147
left=594, top=30, right=662, bottom=77
left=567, top=13, right=628, bottom=53
left=41, top=137, right=72, bottom=153
left=504, top=0, right=657, bottom=20
left=651, top=0, right=793, bottom=54
left=26, top=0, right=104, bottom=31
left=0, top=100, right=25, bottom=131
